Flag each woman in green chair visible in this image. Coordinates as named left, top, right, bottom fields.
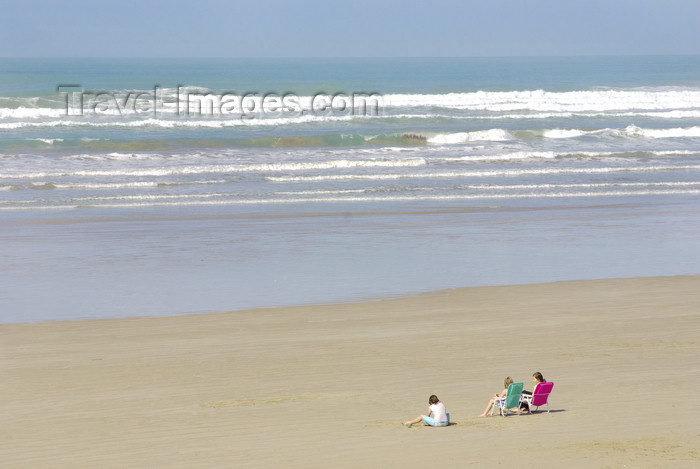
left=478, top=376, right=513, bottom=417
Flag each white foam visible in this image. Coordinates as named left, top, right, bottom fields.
left=428, top=149, right=698, bottom=163
left=51, top=181, right=161, bottom=190
left=439, top=151, right=558, bottom=162
left=4, top=87, right=700, bottom=127
left=635, top=110, right=700, bottom=119
left=4, top=105, right=700, bottom=132
left=278, top=181, right=700, bottom=196
left=462, top=181, right=700, bottom=190
left=0, top=107, right=66, bottom=119
left=29, top=138, right=64, bottom=145
left=543, top=129, right=586, bottom=139
left=427, top=129, right=512, bottom=144
left=65, top=152, right=161, bottom=161
left=624, top=125, right=700, bottom=139
left=275, top=189, right=369, bottom=196
left=430, top=126, right=700, bottom=142
left=2, top=149, right=697, bottom=182
left=383, top=89, right=700, bottom=112
left=71, top=193, right=233, bottom=202
left=0, top=114, right=360, bottom=130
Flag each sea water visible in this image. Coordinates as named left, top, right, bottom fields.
left=1, top=56, right=699, bottom=322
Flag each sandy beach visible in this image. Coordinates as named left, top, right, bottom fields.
left=2, top=275, right=699, bottom=468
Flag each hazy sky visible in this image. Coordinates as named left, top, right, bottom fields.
left=2, top=0, right=700, bottom=57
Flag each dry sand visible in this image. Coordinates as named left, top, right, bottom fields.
left=2, top=275, right=699, bottom=468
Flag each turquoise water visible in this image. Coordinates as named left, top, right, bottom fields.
left=3, top=56, right=700, bottom=95
left=1, top=56, right=700, bottom=322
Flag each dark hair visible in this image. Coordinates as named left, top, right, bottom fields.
left=428, top=395, right=439, bottom=405
left=533, top=372, right=545, bottom=383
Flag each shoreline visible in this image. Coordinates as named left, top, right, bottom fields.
left=4, top=196, right=698, bottom=324
left=4, top=272, right=699, bottom=326
left=2, top=274, right=699, bottom=467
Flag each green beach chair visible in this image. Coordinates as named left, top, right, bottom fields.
left=491, top=382, right=523, bottom=416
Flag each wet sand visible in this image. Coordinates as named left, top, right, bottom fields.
left=2, top=275, right=699, bottom=468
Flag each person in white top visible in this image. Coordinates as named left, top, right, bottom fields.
left=403, top=395, right=449, bottom=427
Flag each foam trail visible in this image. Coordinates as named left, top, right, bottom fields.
left=3, top=189, right=700, bottom=211
left=267, top=165, right=700, bottom=183
left=458, top=181, right=700, bottom=190
left=0, top=158, right=427, bottom=180
left=12, top=181, right=700, bottom=202
left=437, top=151, right=558, bottom=162
left=48, top=180, right=227, bottom=190
left=0, top=114, right=359, bottom=130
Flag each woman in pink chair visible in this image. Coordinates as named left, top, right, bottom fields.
left=520, top=371, right=546, bottom=412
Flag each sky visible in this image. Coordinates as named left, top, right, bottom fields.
left=1, top=0, right=700, bottom=57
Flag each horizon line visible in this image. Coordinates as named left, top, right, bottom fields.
left=2, top=53, right=700, bottom=60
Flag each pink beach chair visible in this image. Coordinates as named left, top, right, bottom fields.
left=520, top=381, right=554, bottom=413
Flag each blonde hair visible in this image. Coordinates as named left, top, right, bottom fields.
left=504, top=376, right=513, bottom=389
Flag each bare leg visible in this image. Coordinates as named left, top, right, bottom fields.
left=403, top=415, right=424, bottom=427
left=478, top=398, right=496, bottom=417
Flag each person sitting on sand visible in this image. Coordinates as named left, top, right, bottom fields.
left=403, top=394, right=448, bottom=427
left=478, top=376, right=515, bottom=417
left=519, top=371, right=546, bottom=412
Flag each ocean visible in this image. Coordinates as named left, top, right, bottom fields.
left=1, top=56, right=699, bottom=323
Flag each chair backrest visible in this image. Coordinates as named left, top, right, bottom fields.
left=505, top=382, right=524, bottom=408
left=530, top=382, right=554, bottom=407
